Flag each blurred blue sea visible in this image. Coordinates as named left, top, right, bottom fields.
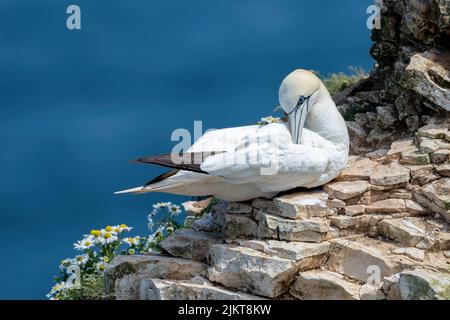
left=0, top=0, right=373, bottom=298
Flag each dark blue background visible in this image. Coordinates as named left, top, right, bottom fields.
left=0, top=0, right=373, bottom=298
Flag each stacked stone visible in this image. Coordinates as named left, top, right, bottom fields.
left=105, top=128, right=450, bottom=300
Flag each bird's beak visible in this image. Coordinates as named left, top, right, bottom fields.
left=288, top=101, right=308, bottom=144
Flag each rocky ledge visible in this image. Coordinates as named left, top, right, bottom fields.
left=338, top=0, right=450, bottom=153
left=105, top=122, right=450, bottom=300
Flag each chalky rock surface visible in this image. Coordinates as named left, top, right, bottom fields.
left=335, top=0, right=450, bottom=149
left=207, top=244, right=304, bottom=298
left=105, top=1, right=450, bottom=298
left=140, top=277, right=264, bottom=300
left=104, top=255, right=207, bottom=300
left=290, top=270, right=360, bottom=300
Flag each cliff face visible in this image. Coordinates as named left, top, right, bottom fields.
left=336, top=0, right=450, bottom=153
left=103, top=2, right=450, bottom=300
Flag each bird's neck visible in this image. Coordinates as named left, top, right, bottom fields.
left=305, top=86, right=349, bottom=151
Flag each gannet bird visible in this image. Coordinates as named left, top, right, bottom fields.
left=117, top=69, right=349, bottom=201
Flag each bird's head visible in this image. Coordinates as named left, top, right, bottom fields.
left=279, top=69, right=325, bottom=144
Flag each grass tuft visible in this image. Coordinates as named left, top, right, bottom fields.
left=316, top=67, right=368, bottom=96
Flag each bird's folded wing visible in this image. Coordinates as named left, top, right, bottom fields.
left=200, top=143, right=329, bottom=192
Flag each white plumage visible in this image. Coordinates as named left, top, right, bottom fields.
left=117, top=70, right=349, bottom=201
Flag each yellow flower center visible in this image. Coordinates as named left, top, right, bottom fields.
left=99, top=265, right=105, bottom=271
left=120, top=224, right=127, bottom=229
left=105, top=226, right=112, bottom=232
left=114, top=227, right=120, bottom=233
left=104, top=233, right=111, bottom=239
left=85, top=241, right=91, bottom=246
left=103, top=256, right=110, bottom=263
left=90, top=230, right=101, bottom=237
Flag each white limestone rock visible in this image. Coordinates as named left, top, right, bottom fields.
left=416, top=178, right=450, bottom=221
left=402, top=49, right=450, bottom=111
left=140, top=278, right=264, bottom=300
left=370, top=163, right=410, bottom=186
left=290, top=270, right=360, bottom=300
left=378, top=218, right=429, bottom=247
left=337, top=156, right=380, bottom=181
left=345, top=205, right=366, bottom=216
left=105, top=255, right=206, bottom=300
left=324, top=180, right=371, bottom=200
left=391, top=247, right=425, bottom=262
left=236, top=239, right=330, bottom=261
left=182, top=199, right=212, bottom=216
left=207, top=244, right=300, bottom=298
left=359, top=283, right=386, bottom=300
left=329, top=215, right=358, bottom=229
left=417, top=123, right=450, bottom=139
left=255, top=211, right=330, bottom=243
left=327, top=238, right=414, bottom=283
left=366, top=199, right=406, bottom=214
left=272, top=190, right=333, bottom=219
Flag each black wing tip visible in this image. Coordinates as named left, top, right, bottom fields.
left=130, top=158, right=145, bottom=164
left=128, top=152, right=226, bottom=174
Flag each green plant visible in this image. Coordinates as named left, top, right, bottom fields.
left=54, top=274, right=106, bottom=300
left=48, top=200, right=189, bottom=300
left=199, top=197, right=219, bottom=216
left=321, top=67, right=368, bottom=95
left=341, top=104, right=367, bottom=121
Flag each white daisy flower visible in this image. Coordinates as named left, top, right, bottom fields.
left=153, top=225, right=166, bottom=237
left=153, top=202, right=172, bottom=210
left=95, top=232, right=118, bottom=245
left=123, top=236, right=141, bottom=246
left=119, top=224, right=132, bottom=232
left=59, top=258, right=75, bottom=270
left=75, top=254, right=89, bottom=265
left=166, top=225, right=175, bottom=234
left=111, top=225, right=123, bottom=234
left=74, top=236, right=95, bottom=251
left=48, top=281, right=71, bottom=299
left=95, top=261, right=107, bottom=273
left=103, top=225, right=118, bottom=235
left=169, top=204, right=182, bottom=216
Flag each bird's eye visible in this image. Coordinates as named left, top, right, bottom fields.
left=297, top=95, right=306, bottom=106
